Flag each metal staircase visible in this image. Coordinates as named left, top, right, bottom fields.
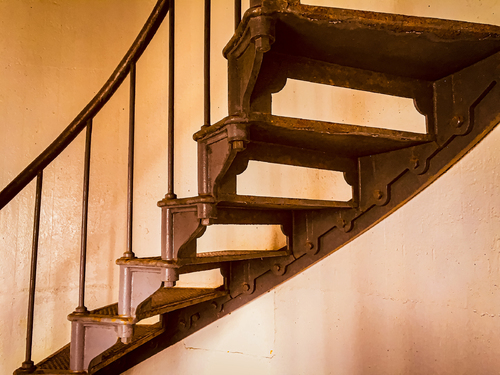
left=3, top=0, right=500, bottom=373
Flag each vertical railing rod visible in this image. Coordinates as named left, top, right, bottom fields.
left=124, top=63, right=137, bottom=259
left=18, top=171, right=43, bottom=373
left=166, top=0, right=176, bottom=199
left=75, top=120, right=93, bottom=314
left=203, top=0, right=211, bottom=128
left=235, top=0, right=242, bottom=30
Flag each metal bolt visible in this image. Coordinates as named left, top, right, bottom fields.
left=341, top=219, right=347, bottom=228
left=191, top=313, right=200, bottom=323
left=255, top=36, right=271, bottom=52
left=452, top=115, right=464, bottom=128
left=179, top=319, right=186, bottom=327
left=211, top=301, right=218, bottom=310
left=273, top=264, right=281, bottom=272
left=374, top=190, right=383, bottom=200
left=232, top=140, right=245, bottom=150
left=413, top=159, right=420, bottom=169
left=306, top=241, right=314, bottom=250
left=242, top=283, right=251, bottom=292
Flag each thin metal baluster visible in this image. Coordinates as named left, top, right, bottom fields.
left=235, top=0, right=241, bottom=30
left=75, top=120, right=93, bottom=314
left=124, top=63, right=136, bottom=259
left=202, top=0, right=211, bottom=129
left=18, top=171, right=43, bottom=373
left=166, top=0, right=176, bottom=199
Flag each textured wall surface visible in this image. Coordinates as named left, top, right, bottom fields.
left=1, top=0, right=499, bottom=374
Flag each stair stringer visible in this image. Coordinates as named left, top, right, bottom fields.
left=89, top=51, right=500, bottom=375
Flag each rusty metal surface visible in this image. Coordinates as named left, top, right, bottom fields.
left=117, top=249, right=289, bottom=267
left=225, top=2, right=500, bottom=80
left=217, top=193, right=352, bottom=209
left=135, top=288, right=228, bottom=320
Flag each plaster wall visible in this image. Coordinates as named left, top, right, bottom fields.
left=0, top=1, right=499, bottom=374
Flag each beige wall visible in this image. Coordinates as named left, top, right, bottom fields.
left=1, top=0, right=499, bottom=374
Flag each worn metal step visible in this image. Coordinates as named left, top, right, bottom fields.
left=135, top=287, right=228, bottom=320
left=158, top=192, right=351, bottom=219
left=194, top=114, right=433, bottom=156
left=225, top=2, right=500, bottom=83
left=32, top=324, right=164, bottom=375
left=117, top=249, right=290, bottom=268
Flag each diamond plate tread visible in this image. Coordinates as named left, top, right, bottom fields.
left=88, top=323, right=164, bottom=373
left=89, top=303, right=118, bottom=316
left=136, top=287, right=228, bottom=320
left=35, top=344, right=70, bottom=372
left=116, top=249, right=289, bottom=267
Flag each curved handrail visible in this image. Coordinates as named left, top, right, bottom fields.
left=0, top=0, right=170, bottom=210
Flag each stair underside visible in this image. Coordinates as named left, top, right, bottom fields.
left=117, top=249, right=290, bottom=268
left=225, top=3, right=500, bottom=81
left=195, top=114, right=433, bottom=156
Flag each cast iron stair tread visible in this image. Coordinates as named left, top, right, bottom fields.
left=34, top=344, right=70, bottom=373
left=217, top=193, right=352, bottom=209
left=33, top=325, right=164, bottom=374
left=195, top=114, right=433, bottom=156
left=136, top=287, right=228, bottom=320
left=116, top=249, right=290, bottom=267
left=158, top=194, right=352, bottom=211
left=225, top=2, right=500, bottom=81
left=88, top=323, right=164, bottom=373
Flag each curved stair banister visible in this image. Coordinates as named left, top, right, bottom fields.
left=2, top=0, right=172, bottom=373
left=0, top=0, right=170, bottom=210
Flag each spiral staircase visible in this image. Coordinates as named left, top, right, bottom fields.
left=3, top=0, right=500, bottom=374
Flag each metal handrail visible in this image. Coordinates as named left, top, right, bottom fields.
left=0, top=0, right=170, bottom=210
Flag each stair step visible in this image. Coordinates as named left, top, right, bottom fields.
left=195, top=114, right=433, bottom=156
left=218, top=193, right=351, bottom=209
left=158, top=192, right=351, bottom=213
left=34, top=344, right=70, bottom=374
left=136, top=287, right=228, bottom=320
left=226, top=2, right=500, bottom=81
left=33, top=324, right=164, bottom=374
left=117, top=249, right=289, bottom=268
